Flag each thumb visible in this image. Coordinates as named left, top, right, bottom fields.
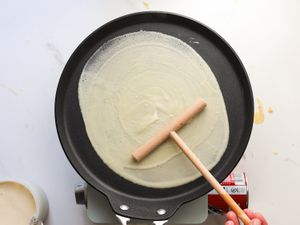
left=251, top=218, right=262, bottom=225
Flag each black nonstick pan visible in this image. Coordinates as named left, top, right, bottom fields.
left=55, top=12, right=253, bottom=220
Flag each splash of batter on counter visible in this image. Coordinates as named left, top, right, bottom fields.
left=254, top=98, right=265, bottom=124
left=143, top=1, right=149, bottom=9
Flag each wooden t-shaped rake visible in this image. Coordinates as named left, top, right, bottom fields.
left=132, top=98, right=251, bottom=225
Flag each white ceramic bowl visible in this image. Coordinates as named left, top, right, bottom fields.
left=0, top=179, right=49, bottom=225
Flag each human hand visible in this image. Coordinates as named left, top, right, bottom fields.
left=225, top=209, right=268, bottom=225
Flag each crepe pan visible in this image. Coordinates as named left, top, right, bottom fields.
left=55, top=12, right=254, bottom=220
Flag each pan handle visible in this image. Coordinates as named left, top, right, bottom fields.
left=107, top=193, right=182, bottom=221
left=77, top=183, right=183, bottom=220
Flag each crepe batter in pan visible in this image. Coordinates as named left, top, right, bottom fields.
left=78, top=31, right=229, bottom=188
left=55, top=12, right=253, bottom=220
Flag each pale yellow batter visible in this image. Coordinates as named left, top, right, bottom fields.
left=0, top=182, right=36, bottom=225
left=78, top=31, right=229, bottom=188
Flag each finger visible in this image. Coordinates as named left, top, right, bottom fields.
left=243, top=209, right=255, bottom=219
left=225, top=221, right=235, bottom=225
left=253, top=212, right=268, bottom=225
left=226, top=211, right=240, bottom=225
left=251, top=218, right=262, bottom=225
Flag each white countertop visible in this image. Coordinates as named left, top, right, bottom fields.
left=1, top=0, right=299, bottom=224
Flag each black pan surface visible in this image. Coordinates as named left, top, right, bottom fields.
left=55, top=12, right=253, bottom=220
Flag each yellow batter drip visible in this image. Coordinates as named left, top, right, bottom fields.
left=254, top=98, right=265, bottom=124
